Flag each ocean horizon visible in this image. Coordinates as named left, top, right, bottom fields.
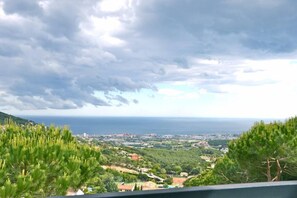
left=23, top=116, right=276, bottom=135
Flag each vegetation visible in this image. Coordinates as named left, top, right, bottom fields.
left=0, top=120, right=106, bottom=197
left=141, top=148, right=217, bottom=175
left=0, top=111, right=34, bottom=125
left=208, top=139, right=229, bottom=148
left=185, top=117, right=297, bottom=187
left=105, top=169, right=138, bottom=183
left=4, top=112, right=297, bottom=195
left=97, top=142, right=218, bottom=181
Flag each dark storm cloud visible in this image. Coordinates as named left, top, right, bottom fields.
left=0, top=0, right=296, bottom=110
left=128, top=0, right=297, bottom=56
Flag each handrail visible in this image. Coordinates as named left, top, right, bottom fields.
left=52, top=181, right=297, bottom=198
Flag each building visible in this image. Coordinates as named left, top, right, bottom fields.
left=172, top=177, right=188, bottom=188
left=117, top=184, right=135, bottom=192
left=180, top=172, right=189, bottom=177
left=130, top=153, right=140, bottom=161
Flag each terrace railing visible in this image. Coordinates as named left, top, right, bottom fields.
left=53, top=181, right=297, bottom=198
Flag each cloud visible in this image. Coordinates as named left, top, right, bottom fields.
left=158, top=89, right=183, bottom=96
left=2, top=0, right=42, bottom=16
left=0, top=0, right=297, bottom=112
left=128, top=0, right=297, bottom=55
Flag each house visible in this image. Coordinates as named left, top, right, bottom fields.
left=172, top=177, right=188, bottom=188
left=180, top=172, right=189, bottom=177
left=130, top=153, right=140, bottom=161
left=117, top=184, right=135, bottom=192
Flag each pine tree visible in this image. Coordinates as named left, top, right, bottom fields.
left=0, top=121, right=104, bottom=197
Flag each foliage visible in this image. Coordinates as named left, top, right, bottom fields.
left=164, top=177, right=173, bottom=185
left=141, top=148, right=212, bottom=174
left=101, top=174, right=118, bottom=192
left=208, top=139, right=230, bottom=148
left=96, top=139, right=220, bottom=182
left=134, top=184, right=141, bottom=191
left=184, top=169, right=217, bottom=187
left=228, top=119, right=297, bottom=182
left=84, top=176, right=106, bottom=194
left=186, top=117, right=297, bottom=187
left=0, top=121, right=104, bottom=197
left=105, top=169, right=137, bottom=183
left=138, top=173, right=149, bottom=181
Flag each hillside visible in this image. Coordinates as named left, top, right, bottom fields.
left=0, top=111, right=34, bottom=125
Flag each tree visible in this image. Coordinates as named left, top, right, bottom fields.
left=122, top=173, right=138, bottom=183
left=173, top=165, right=182, bottom=174
left=101, top=174, right=118, bottom=192
left=134, top=184, right=141, bottom=191
left=138, top=174, right=149, bottom=181
left=84, top=177, right=106, bottom=194
left=184, top=169, right=217, bottom=187
left=186, top=117, right=297, bottom=187
left=164, top=177, right=173, bottom=185
left=190, top=167, right=200, bottom=175
left=0, top=121, right=104, bottom=197
left=228, top=120, right=297, bottom=182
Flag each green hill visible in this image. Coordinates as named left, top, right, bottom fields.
left=0, top=111, right=34, bottom=125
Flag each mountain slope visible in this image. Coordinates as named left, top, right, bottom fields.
left=0, top=111, right=34, bottom=125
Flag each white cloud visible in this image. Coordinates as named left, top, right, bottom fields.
left=100, top=33, right=126, bottom=47
left=192, top=58, right=220, bottom=65
left=99, top=0, right=129, bottom=12
left=87, top=16, right=123, bottom=34
left=38, top=0, right=49, bottom=10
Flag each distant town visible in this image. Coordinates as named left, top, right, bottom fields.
left=76, top=132, right=238, bottom=151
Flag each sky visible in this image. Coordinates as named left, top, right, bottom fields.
left=0, top=0, right=297, bottom=118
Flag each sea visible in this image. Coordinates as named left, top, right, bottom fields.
left=23, top=116, right=275, bottom=135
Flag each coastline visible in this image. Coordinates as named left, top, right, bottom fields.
left=22, top=116, right=268, bottom=135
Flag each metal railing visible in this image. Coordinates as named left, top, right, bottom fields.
left=53, top=181, right=297, bottom=198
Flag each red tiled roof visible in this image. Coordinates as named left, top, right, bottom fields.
left=117, top=184, right=134, bottom=191
left=172, top=177, right=187, bottom=185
